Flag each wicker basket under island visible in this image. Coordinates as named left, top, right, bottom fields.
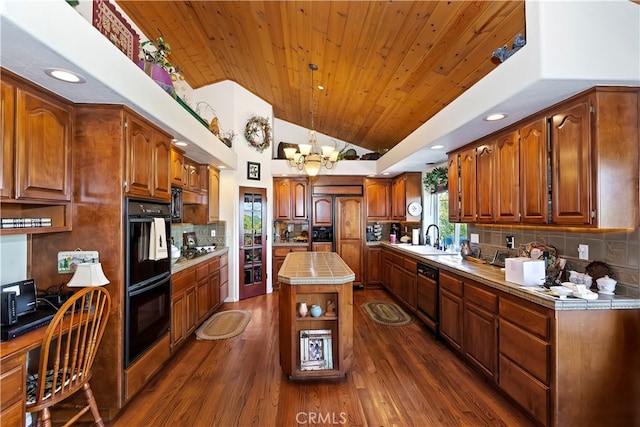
left=278, top=252, right=354, bottom=380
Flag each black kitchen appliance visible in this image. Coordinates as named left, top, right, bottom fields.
left=312, top=226, right=333, bottom=243
left=417, top=262, right=439, bottom=333
left=124, top=199, right=172, bottom=368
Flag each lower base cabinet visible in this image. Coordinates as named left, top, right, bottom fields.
left=364, top=245, right=383, bottom=288
left=171, top=253, right=228, bottom=350
left=273, top=246, right=309, bottom=290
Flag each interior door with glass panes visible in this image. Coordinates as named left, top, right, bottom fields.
left=239, top=187, right=267, bottom=299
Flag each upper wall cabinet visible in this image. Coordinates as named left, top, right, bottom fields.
left=448, top=87, right=639, bottom=229
left=14, top=84, right=72, bottom=202
left=171, top=147, right=185, bottom=187
left=364, top=178, right=391, bottom=221
left=391, top=172, right=422, bottom=222
left=124, top=113, right=171, bottom=201
left=274, top=178, right=308, bottom=221
left=550, top=88, right=638, bottom=228
left=1, top=73, right=73, bottom=235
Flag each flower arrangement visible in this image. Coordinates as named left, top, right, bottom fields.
left=244, top=116, right=272, bottom=152
left=423, top=166, right=448, bottom=193
left=140, top=33, right=180, bottom=78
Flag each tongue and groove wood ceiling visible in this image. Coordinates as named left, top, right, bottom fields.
left=116, top=1, right=525, bottom=154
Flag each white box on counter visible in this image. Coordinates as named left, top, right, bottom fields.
left=505, top=257, right=546, bottom=286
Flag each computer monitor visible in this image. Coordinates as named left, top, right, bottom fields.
left=0, top=279, right=37, bottom=316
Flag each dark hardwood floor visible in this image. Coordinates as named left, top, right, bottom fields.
left=110, top=289, right=534, bottom=427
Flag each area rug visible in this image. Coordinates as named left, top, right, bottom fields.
left=195, top=310, right=252, bottom=340
left=361, top=301, right=414, bottom=327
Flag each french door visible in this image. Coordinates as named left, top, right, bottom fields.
left=239, top=187, right=267, bottom=299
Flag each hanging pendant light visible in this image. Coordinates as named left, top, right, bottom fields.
left=284, top=63, right=339, bottom=176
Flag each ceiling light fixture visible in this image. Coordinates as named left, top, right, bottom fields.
left=430, top=144, right=444, bottom=150
left=44, top=68, right=86, bottom=84
left=284, top=64, right=339, bottom=177
left=174, top=141, right=188, bottom=147
left=484, top=113, right=507, bottom=121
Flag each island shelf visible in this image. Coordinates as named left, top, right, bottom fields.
left=278, top=252, right=354, bottom=380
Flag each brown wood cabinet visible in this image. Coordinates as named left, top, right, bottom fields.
left=364, top=245, right=383, bottom=289
left=336, top=197, right=363, bottom=287
left=391, top=173, right=422, bottom=221
left=274, top=178, right=308, bottom=221
left=1, top=74, right=73, bottom=235
left=207, top=166, right=220, bottom=222
left=182, top=157, right=203, bottom=194
left=125, top=113, right=171, bottom=201
left=272, top=246, right=309, bottom=290
left=364, top=178, right=390, bottom=220
left=475, top=141, right=494, bottom=223
left=447, top=155, right=460, bottom=223
left=312, top=196, right=333, bottom=226
left=498, top=295, right=552, bottom=426
left=438, top=271, right=464, bottom=352
left=463, top=281, right=498, bottom=380
left=279, top=277, right=353, bottom=380
left=172, top=254, right=227, bottom=350
left=312, top=242, right=332, bottom=252
left=170, top=147, right=185, bottom=187
left=519, top=118, right=548, bottom=223
left=448, top=87, right=639, bottom=228
left=0, top=353, right=25, bottom=427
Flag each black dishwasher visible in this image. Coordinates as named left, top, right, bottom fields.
left=417, top=262, right=439, bottom=334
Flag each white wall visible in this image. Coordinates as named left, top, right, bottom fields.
left=0, top=235, right=28, bottom=285
left=194, top=82, right=275, bottom=298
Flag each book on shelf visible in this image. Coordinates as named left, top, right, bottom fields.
left=300, top=329, right=333, bottom=371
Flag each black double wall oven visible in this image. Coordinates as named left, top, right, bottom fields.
left=125, top=199, right=172, bottom=368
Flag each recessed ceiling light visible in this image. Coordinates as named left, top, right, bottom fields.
left=317, top=85, right=324, bottom=90
left=382, top=172, right=390, bottom=176
left=218, top=165, right=226, bottom=169
left=44, top=68, right=85, bottom=83
left=175, top=141, right=188, bottom=147
left=430, top=144, right=444, bottom=150
left=484, top=113, right=507, bottom=121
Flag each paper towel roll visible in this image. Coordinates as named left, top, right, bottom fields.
left=412, top=228, right=420, bottom=245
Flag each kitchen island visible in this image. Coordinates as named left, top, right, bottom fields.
left=278, top=252, right=354, bottom=380
left=382, top=242, right=640, bottom=427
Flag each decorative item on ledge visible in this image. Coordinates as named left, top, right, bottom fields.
left=245, top=116, right=272, bottom=153
left=492, top=34, right=526, bottom=63
left=138, top=33, right=182, bottom=97
left=423, top=166, right=448, bottom=193
left=91, top=0, right=139, bottom=63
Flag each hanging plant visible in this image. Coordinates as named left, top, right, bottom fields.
left=244, top=116, right=272, bottom=153
left=423, top=166, right=448, bottom=193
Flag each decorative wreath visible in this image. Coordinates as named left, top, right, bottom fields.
left=244, top=116, right=272, bottom=153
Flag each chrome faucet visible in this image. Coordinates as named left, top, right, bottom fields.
left=425, top=224, right=440, bottom=249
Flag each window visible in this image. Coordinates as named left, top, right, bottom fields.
left=427, top=191, right=466, bottom=250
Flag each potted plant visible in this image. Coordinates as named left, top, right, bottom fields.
left=139, top=34, right=180, bottom=96
left=423, top=166, right=448, bottom=193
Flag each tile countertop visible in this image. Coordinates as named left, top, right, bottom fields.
left=273, top=242, right=310, bottom=247
left=278, top=252, right=355, bottom=285
left=381, top=242, right=640, bottom=311
left=171, top=247, right=229, bottom=274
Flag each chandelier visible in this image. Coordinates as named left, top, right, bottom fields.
left=284, top=63, right=339, bottom=176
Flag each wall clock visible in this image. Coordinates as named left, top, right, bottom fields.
left=407, top=202, right=422, bottom=216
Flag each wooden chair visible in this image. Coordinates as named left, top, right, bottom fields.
left=26, top=287, right=111, bottom=427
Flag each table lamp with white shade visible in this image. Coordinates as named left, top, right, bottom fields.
left=67, top=263, right=110, bottom=287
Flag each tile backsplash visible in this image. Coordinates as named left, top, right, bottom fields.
left=171, top=221, right=226, bottom=250
left=468, top=224, right=640, bottom=297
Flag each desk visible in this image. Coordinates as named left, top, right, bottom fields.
left=0, top=314, right=84, bottom=427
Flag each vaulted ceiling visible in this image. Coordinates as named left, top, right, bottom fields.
left=116, top=1, right=525, bottom=154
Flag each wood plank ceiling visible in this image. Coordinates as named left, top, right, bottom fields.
left=116, top=1, right=525, bottom=154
